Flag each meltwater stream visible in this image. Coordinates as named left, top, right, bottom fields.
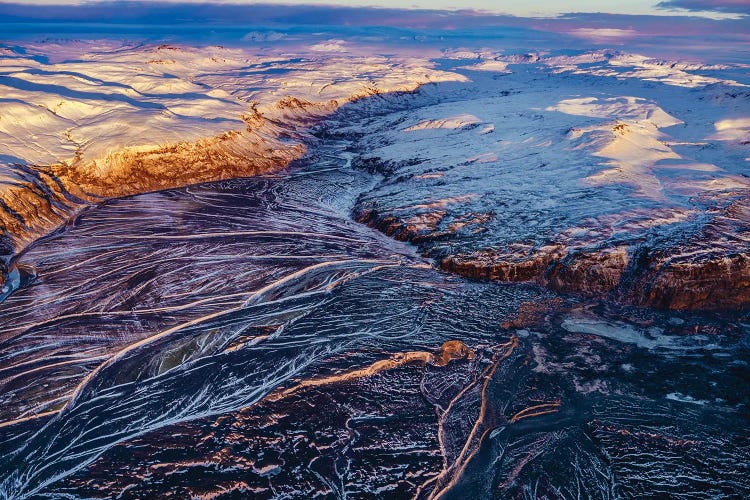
left=0, top=140, right=748, bottom=498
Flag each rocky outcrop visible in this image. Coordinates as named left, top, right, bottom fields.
left=355, top=208, right=447, bottom=244
left=52, top=118, right=307, bottom=201
left=442, top=245, right=564, bottom=282
left=449, top=232, right=749, bottom=310
left=439, top=236, right=749, bottom=311
left=629, top=253, right=750, bottom=310
left=620, top=195, right=750, bottom=310
left=544, top=247, right=630, bottom=296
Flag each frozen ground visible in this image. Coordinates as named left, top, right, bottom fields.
left=0, top=18, right=748, bottom=500
left=341, top=51, right=750, bottom=309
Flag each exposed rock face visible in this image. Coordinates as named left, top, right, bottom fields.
left=545, top=247, right=629, bottom=296
left=382, top=201, right=749, bottom=310
left=51, top=113, right=308, bottom=201
left=355, top=207, right=450, bottom=244
left=617, top=196, right=750, bottom=309
left=633, top=253, right=749, bottom=310
left=442, top=245, right=564, bottom=282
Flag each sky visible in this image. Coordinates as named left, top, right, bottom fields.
left=2, top=0, right=747, bottom=19
left=1, top=0, right=747, bottom=63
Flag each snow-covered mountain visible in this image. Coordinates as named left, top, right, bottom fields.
left=328, top=50, right=750, bottom=309
left=0, top=41, right=462, bottom=294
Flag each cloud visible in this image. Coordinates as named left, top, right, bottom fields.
left=242, top=31, right=286, bottom=43
left=0, top=1, right=747, bottom=63
left=309, top=40, right=348, bottom=52
left=0, top=2, right=747, bottom=32
left=0, top=2, right=505, bottom=28
left=656, top=0, right=750, bottom=15
left=568, top=28, right=638, bottom=41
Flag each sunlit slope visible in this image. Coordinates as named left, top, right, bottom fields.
left=0, top=41, right=463, bottom=285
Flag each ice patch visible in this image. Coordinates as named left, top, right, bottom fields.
left=404, top=114, right=482, bottom=131
left=547, top=96, right=682, bottom=128
left=309, top=40, right=348, bottom=52
left=561, top=317, right=680, bottom=350
left=666, top=392, right=708, bottom=405
left=568, top=28, right=637, bottom=42
left=709, top=117, right=750, bottom=143
left=457, top=60, right=510, bottom=73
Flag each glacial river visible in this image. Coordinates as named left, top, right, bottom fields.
left=0, top=138, right=748, bottom=498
